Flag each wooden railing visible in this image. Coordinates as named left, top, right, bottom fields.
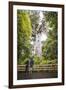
left=17, top=64, right=57, bottom=71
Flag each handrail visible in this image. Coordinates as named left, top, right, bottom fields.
left=17, top=64, right=57, bottom=71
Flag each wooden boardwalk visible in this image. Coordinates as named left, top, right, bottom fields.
left=17, top=71, right=57, bottom=80
left=17, top=64, right=57, bottom=72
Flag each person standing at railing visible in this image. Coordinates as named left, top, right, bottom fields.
left=25, top=60, right=29, bottom=72
left=25, top=57, right=34, bottom=73
left=29, top=57, right=34, bottom=73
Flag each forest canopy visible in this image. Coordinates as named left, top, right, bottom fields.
left=17, top=10, right=58, bottom=65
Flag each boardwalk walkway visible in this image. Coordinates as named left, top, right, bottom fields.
left=17, top=71, right=57, bottom=80
left=17, top=64, right=57, bottom=80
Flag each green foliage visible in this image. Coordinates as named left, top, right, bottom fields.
left=17, top=10, right=32, bottom=64
left=44, top=12, right=57, bottom=28
left=42, top=12, right=58, bottom=61
left=42, top=39, right=57, bottom=60
left=33, top=55, right=41, bottom=65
